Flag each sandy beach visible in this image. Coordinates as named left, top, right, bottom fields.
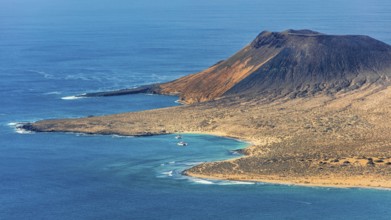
left=23, top=84, right=391, bottom=189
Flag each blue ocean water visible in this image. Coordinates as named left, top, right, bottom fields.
left=1, top=0, right=391, bottom=219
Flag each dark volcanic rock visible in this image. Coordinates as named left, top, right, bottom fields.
left=81, top=84, right=161, bottom=97
left=226, top=30, right=391, bottom=98
left=52, top=29, right=391, bottom=104
left=20, top=123, right=37, bottom=132
left=159, top=29, right=391, bottom=103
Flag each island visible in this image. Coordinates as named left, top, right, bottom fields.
left=23, top=29, right=391, bottom=188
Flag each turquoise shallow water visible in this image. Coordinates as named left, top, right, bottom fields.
left=1, top=0, right=391, bottom=219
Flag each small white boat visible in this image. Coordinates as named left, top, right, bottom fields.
left=175, top=135, right=182, bottom=139
left=177, top=141, right=188, bottom=146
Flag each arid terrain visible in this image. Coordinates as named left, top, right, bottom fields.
left=24, top=30, right=391, bottom=188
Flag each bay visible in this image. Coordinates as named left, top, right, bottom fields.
left=1, top=0, right=391, bottom=219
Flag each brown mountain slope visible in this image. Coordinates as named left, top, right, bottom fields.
left=158, top=39, right=281, bottom=103
left=22, top=30, right=391, bottom=188
left=159, top=29, right=391, bottom=103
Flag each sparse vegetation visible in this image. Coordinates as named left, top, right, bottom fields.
left=23, top=30, right=391, bottom=188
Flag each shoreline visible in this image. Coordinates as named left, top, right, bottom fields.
left=181, top=133, right=391, bottom=190
left=18, top=121, right=391, bottom=190
left=183, top=171, right=391, bottom=190
left=17, top=85, right=391, bottom=191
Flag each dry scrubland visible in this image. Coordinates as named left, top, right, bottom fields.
left=27, top=84, right=391, bottom=188
left=25, top=30, right=391, bottom=188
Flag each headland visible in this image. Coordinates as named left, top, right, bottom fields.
left=23, top=30, right=391, bottom=188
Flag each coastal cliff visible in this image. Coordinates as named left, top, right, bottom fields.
left=23, top=30, right=391, bottom=188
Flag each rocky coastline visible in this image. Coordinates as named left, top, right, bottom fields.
left=22, top=30, right=391, bottom=189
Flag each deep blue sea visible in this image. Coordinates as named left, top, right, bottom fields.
left=1, top=0, right=391, bottom=219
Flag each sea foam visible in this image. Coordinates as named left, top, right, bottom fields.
left=162, top=170, right=174, bottom=177
left=44, top=91, right=62, bottom=95
left=190, top=178, right=215, bottom=184
left=7, top=122, right=33, bottom=134
left=61, top=95, right=85, bottom=100
left=188, top=177, right=255, bottom=185
left=217, top=181, right=255, bottom=185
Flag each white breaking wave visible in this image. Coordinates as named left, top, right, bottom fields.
left=31, top=70, right=55, bottom=79
left=111, top=134, right=134, bottom=139
left=7, top=122, right=33, bottom=134
left=190, top=178, right=215, bottom=185
left=162, top=170, right=174, bottom=177
left=15, top=128, right=32, bottom=134
left=174, top=100, right=185, bottom=105
left=229, top=150, right=241, bottom=155
left=184, top=162, right=202, bottom=166
left=188, top=177, right=255, bottom=185
left=217, top=181, right=255, bottom=185
left=44, top=91, right=62, bottom=95
left=7, top=122, right=18, bottom=126
left=61, top=95, right=85, bottom=100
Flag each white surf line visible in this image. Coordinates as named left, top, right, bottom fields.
left=61, top=93, right=87, bottom=100
left=61, top=95, right=85, bottom=100
left=7, top=122, right=34, bottom=134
